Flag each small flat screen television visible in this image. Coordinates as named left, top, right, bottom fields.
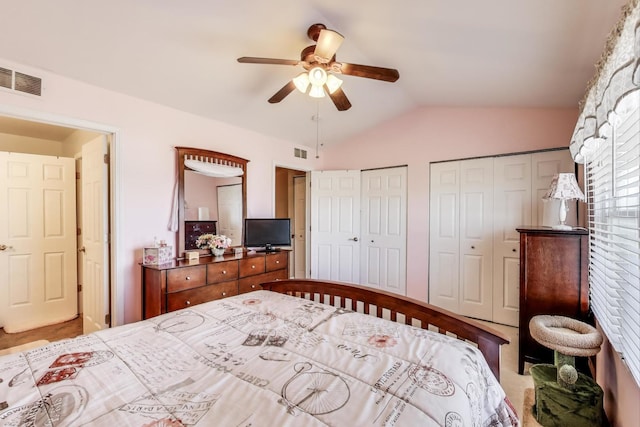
left=243, top=218, right=291, bottom=252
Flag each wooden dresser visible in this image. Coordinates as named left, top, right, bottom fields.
left=516, top=227, right=589, bottom=374
left=142, top=251, right=289, bottom=319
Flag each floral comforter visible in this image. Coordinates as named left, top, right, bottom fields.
left=0, top=290, right=517, bottom=426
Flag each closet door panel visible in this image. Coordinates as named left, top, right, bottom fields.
left=428, top=162, right=460, bottom=311
left=492, top=154, right=531, bottom=326
left=459, top=158, right=493, bottom=321
left=531, top=150, right=577, bottom=227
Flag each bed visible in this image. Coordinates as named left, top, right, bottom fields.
left=0, top=279, right=517, bottom=426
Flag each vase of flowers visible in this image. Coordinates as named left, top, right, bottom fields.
left=195, top=234, right=231, bottom=257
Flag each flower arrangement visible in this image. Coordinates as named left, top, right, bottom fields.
left=195, top=234, right=232, bottom=250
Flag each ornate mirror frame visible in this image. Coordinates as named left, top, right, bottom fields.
left=175, top=146, right=249, bottom=257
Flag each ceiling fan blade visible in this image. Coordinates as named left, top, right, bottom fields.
left=337, top=62, right=400, bottom=82
left=268, top=81, right=297, bottom=104
left=325, top=85, right=352, bottom=111
left=314, top=29, right=344, bottom=63
left=237, top=57, right=300, bottom=66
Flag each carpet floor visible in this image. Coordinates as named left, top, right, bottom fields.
left=476, top=320, right=535, bottom=424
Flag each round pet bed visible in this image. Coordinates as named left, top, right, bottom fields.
left=529, top=315, right=603, bottom=357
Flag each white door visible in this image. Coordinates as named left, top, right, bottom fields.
left=217, top=183, right=243, bottom=246
left=82, top=136, right=110, bottom=334
left=428, top=161, right=460, bottom=312
left=293, top=175, right=306, bottom=278
left=310, top=170, right=360, bottom=282
left=360, top=167, right=407, bottom=295
left=492, top=154, right=531, bottom=326
left=459, top=158, right=494, bottom=320
left=0, top=152, right=77, bottom=333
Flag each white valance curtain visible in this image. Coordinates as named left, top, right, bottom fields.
left=569, top=0, right=640, bottom=162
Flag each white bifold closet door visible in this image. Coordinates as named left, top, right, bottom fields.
left=429, top=149, right=575, bottom=326
left=429, top=158, right=493, bottom=320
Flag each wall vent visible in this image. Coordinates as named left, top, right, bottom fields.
left=294, top=148, right=307, bottom=159
left=0, top=66, right=42, bottom=96
left=0, top=67, right=11, bottom=89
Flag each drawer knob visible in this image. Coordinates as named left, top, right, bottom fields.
left=222, top=292, right=226, bottom=296
left=251, top=285, right=256, bottom=289
left=186, top=276, right=191, bottom=280
left=186, top=300, right=191, bottom=306
left=275, top=260, right=279, bottom=264
left=251, top=265, right=255, bottom=269
left=222, top=270, right=227, bottom=274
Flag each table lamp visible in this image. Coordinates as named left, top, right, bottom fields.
left=543, top=173, right=585, bottom=230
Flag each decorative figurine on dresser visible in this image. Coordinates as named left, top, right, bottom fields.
left=516, top=226, right=590, bottom=375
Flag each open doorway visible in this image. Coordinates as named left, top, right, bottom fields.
left=0, top=115, right=111, bottom=340
left=275, top=166, right=307, bottom=278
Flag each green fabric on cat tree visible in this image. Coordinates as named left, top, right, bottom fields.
left=531, top=364, right=604, bottom=427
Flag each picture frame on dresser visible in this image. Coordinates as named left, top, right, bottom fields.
left=184, top=220, right=217, bottom=250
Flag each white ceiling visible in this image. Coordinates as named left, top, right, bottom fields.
left=0, top=0, right=629, bottom=147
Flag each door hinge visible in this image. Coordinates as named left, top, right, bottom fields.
left=104, top=154, right=110, bottom=164
left=76, top=171, right=81, bottom=179
left=77, top=227, right=81, bottom=236
left=77, top=284, right=82, bottom=292
left=105, top=314, right=111, bottom=325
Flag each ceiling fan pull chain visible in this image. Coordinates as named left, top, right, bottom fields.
left=315, top=101, right=321, bottom=159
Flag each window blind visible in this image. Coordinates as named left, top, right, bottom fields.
left=586, top=91, right=640, bottom=386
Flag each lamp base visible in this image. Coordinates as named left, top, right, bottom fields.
left=551, top=224, right=573, bottom=231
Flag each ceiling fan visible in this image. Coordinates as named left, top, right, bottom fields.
left=237, top=23, right=400, bottom=111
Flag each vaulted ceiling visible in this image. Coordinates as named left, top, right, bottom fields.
left=0, top=0, right=629, bottom=147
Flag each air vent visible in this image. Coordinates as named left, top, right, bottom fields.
left=0, top=66, right=43, bottom=96
left=0, top=67, right=11, bottom=89
left=294, top=148, right=307, bottom=159
left=15, top=72, right=42, bottom=96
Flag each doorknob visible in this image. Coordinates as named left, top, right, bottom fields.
left=0, top=244, right=12, bottom=251
left=348, top=237, right=359, bottom=242
left=78, top=246, right=86, bottom=253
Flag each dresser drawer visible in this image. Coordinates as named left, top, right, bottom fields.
left=265, top=252, right=288, bottom=272
left=167, top=281, right=238, bottom=311
left=238, top=270, right=288, bottom=294
left=166, top=265, right=206, bottom=292
left=207, top=260, right=239, bottom=283
left=239, top=256, right=266, bottom=277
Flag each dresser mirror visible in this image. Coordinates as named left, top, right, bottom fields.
left=175, top=147, right=248, bottom=257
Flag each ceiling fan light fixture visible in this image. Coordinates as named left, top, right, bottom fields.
left=314, top=29, right=344, bottom=63
left=309, top=85, right=325, bottom=98
left=326, top=74, right=343, bottom=94
left=293, top=72, right=310, bottom=93
left=308, top=66, right=327, bottom=87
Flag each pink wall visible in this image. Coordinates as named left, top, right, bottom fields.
left=596, top=322, right=640, bottom=427
left=0, top=58, right=320, bottom=326
left=321, top=106, right=579, bottom=301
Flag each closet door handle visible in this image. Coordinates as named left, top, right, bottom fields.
left=471, top=246, right=475, bottom=249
